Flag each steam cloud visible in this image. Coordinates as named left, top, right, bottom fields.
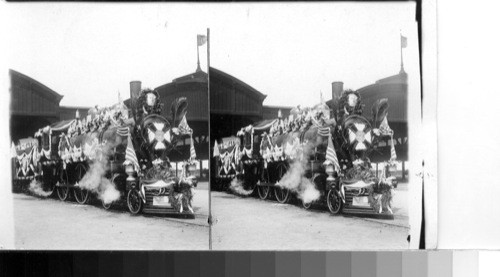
left=76, top=159, right=121, bottom=205
left=28, top=179, right=53, bottom=197
left=229, top=177, right=253, bottom=196
left=276, top=160, right=321, bottom=204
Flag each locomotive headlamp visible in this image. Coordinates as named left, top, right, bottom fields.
left=188, top=163, right=196, bottom=173
left=325, top=163, right=335, bottom=182
left=146, top=93, right=157, bottom=107
left=125, top=163, right=136, bottom=181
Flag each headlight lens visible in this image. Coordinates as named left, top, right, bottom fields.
left=125, top=163, right=135, bottom=175
left=325, top=163, right=335, bottom=175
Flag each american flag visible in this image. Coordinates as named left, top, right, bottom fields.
left=379, top=116, right=397, bottom=162
left=125, top=134, right=140, bottom=170
left=389, top=135, right=397, bottom=162
left=213, top=140, right=220, bottom=157
left=325, top=134, right=340, bottom=172
left=401, top=35, right=408, bottom=48
left=190, top=134, right=197, bottom=161
left=178, top=115, right=192, bottom=135
left=197, top=35, right=207, bottom=46
left=379, top=116, right=393, bottom=136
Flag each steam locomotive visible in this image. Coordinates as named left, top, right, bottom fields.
left=213, top=89, right=397, bottom=216
left=11, top=86, right=198, bottom=216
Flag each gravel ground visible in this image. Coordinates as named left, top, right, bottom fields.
left=13, top=182, right=209, bottom=250
left=211, top=184, right=409, bottom=250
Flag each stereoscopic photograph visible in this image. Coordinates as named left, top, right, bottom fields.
left=209, top=2, right=423, bottom=249
left=5, top=4, right=210, bottom=250
left=2, top=2, right=428, bottom=251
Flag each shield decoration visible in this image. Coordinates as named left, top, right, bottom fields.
left=141, top=114, right=172, bottom=151
left=342, top=115, right=373, bottom=152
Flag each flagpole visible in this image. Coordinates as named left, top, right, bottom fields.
left=206, top=27, right=212, bottom=250
left=196, top=38, right=201, bottom=72
left=400, top=31, right=404, bottom=74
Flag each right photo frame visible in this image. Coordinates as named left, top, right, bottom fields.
left=208, top=2, right=425, bottom=250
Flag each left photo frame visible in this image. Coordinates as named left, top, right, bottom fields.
left=2, top=3, right=210, bottom=250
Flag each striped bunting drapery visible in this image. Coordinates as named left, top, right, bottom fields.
left=252, top=119, right=277, bottom=131
left=317, top=126, right=331, bottom=137
left=116, top=126, right=130, bottom=137
left=50, top=119, right=75, bottom=132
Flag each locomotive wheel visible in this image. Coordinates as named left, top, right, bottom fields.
left=102, top=201, right=112, bottom=210
left=257, top=168, right=270, bottom=200
left=302, top=200, right=312, bottom=209
left=73, top=164, right=90, bottom=204
left=257, top=186, right=270, bottom=200
left=57, top=166, right=70, bottom=201
left=48, top=182, right=57, bottom=197
left=327, top=189, right=343, bottom=214
left=74, top=187, right=90, bottom=204
left=57, top=186, right=70, bottom=201
left=274, top=163, right=291, bottom=204
left=274, top=187, right=291, bottom=204
left=127, top=189, right=143, bottom=215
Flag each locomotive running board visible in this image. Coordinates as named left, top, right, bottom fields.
left=342, top=208, right=394, bottom=219
left=257, top=182, right=275, bottom=187
left=143, top=207, right=195, bottom=218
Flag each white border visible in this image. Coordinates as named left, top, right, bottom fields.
left=422, top=0, right=438, bottom=249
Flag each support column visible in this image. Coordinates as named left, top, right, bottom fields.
left=402, top=161, right=406, bottom=181
left=199, top=159, right=202, bottom=178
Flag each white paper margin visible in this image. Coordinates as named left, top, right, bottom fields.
left=421, top=0, right=438, bottom=249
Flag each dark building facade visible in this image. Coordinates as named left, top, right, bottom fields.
left=10, top=69, right=64, bottom=141
left=210, top=67, right=408, bottom=164
left=10, top=69, right=94, bottom=142
left=153, top=70, right=209, bottom=162
left=210, top=67, right=268, bottom=143
left=327, top=72, right=408, bottom=162
left=10, top=69, right=210, bottom=165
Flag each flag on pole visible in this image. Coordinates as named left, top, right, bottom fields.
left=197, top=35, right=207, bottom=46
left=378, top=115, right=397, bottom=162
left=190, top=134, right=197, bottom=161
left=213, top=140, right=220, bottom=157
left=11, top=142, right=17, bottom=158
left=379, top=116, right=393, bottom=136
left=125, top=134, right=140, bottom=170
left=178, top=115, right=192, bottom=135
left=390, top=135, right=397, bottom=162
left=401, top=35, right=407, bottom=48
left=325, top=134, right=340, bottom=172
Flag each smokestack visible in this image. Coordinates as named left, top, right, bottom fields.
left=331, top=81, right=344, bottom=119
left=331, top=81, right=343, bottom=101
left=130, top=81, right=141, bottom=119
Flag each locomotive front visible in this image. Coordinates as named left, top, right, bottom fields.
left=325, top=90, right=396, bottom=215
left=124, top=89, right=198, bottom=215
